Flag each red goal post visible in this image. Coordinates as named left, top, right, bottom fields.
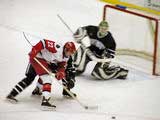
left=103, top=5, right=160, bottom=75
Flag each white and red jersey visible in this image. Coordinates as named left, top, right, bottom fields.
left=30, top=39, right=69, bottom=66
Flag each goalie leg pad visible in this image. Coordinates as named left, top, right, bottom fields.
left=116, top=68, right=128, bottom=79
left=72, top=46, right=90, bottom=75
left=91, top=63, right=128, bottom=80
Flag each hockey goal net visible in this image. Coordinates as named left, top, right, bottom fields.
left=103, top=5, right=160, bottom=75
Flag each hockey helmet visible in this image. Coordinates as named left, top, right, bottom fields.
left=64, top=42, right=76, bottom=56
left=99, top=20, right=109, bottom=28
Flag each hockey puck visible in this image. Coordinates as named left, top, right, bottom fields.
left=111, top=116, right=116, bottom=119
left=85, top=106, right=88, bottom=109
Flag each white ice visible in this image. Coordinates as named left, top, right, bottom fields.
left=0, top=0, right=160, bottom=120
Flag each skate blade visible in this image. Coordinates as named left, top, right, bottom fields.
left=31, top=93, right=42, bottom=96
left=63, top=96, right=72, bottom=99
left=31, top=94, right=42, bottom=98
left=63, top=95, right=76, bottom=99
left=5, top=98, right=18, bottom=104
left=41, top=106, right=56, bottom=111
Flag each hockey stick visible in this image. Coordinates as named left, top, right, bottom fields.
left=23, top=32, right=33, bottom=47
left=57, top=14, right=74, bottom=33
left=23, top=32, right=98, bottom=110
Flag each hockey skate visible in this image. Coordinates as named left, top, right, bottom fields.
left=32, top=87, right=42, bottom=96
left=62, top=89, right=77, bottom=98
left=41, top=97, right=56, bottom=111
left=6, top=94, right=18, bottom=103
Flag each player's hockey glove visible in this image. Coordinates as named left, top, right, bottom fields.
left=62, top=67, right=76, bottom=89
left=65, top=66, right=76, bottom=89
left=67, top=78, right=75, bottom=89
left=62, top=78, right=75, bottom=89
left=48, top=63, right=58, bottom=73
left=55, top=68, right=66, bottom=80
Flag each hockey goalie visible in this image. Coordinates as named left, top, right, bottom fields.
left=72, top=20, right=128, bottom=80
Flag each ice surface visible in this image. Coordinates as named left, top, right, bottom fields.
left=0, top=0, right=160, bottom=120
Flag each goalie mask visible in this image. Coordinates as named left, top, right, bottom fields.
left=63, top=42, right=76, bottom=57
left=98, top=21, right=109, bottom=38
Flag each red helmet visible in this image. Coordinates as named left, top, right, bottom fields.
left=64, top=42, right=76, bottom=54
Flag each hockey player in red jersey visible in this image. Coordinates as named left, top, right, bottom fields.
left=73, top=20, right=128, bottom=80
left=32, top=55, right=77, bottom=98
left=6, top=39, right=76, bottom=109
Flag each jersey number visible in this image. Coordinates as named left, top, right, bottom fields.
left=47, top=41, right=54, bottom=48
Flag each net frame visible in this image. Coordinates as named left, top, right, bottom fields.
left=103, top=4, right=160, bottom=75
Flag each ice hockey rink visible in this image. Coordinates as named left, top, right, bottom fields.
left=0, top=0, right=160, bottom=120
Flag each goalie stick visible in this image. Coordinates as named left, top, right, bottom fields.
left=23, top=32, right=98, bottom=110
